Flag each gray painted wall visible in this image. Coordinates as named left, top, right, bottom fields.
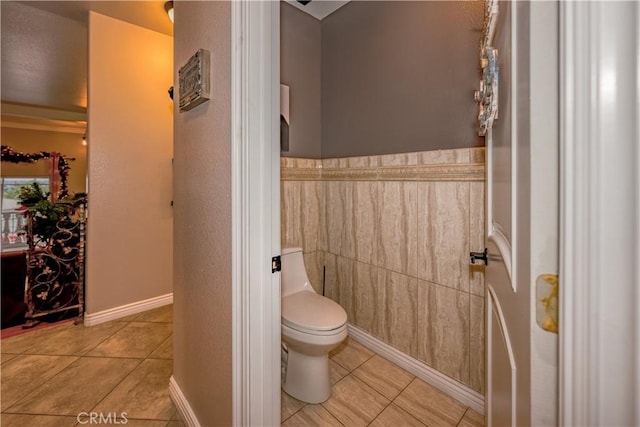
left=281, top=2, right=322, bottom=158
left=321, top=1, right=484, bottom=158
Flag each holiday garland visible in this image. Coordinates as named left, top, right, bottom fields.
left=1, top=145, right=75, bottom=198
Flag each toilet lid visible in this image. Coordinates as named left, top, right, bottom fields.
left=282, top=291, right=347, bottom=332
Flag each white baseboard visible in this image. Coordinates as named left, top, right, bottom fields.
left=347, top=324, right=485, bottom=415
left=169, top=375, right=201, bottom=427
left=84, top=293, right=173, bottom=326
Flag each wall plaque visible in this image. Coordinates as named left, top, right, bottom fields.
left=179, top=49, right=211, bottom=112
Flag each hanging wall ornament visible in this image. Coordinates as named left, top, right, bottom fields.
left=475, top=47, right=499, bottom=136
left=1, top=145, right=75, bottom=199
left=475, top=0, right=499, bottom=136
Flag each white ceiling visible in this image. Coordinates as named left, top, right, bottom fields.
left=286, top=0, right=350, bottom=20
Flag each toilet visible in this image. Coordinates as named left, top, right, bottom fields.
left=281, top=247, right=348, bottom=404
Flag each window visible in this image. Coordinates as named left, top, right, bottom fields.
left=1, top=178, right=50, bottom=251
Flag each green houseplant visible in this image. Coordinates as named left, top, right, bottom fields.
left=18, top=182, right=86, bottom=242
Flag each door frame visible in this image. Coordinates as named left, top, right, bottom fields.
left=231, top=1, right=281, bottom=426
left=229, top=0, right=640, bottom=425
left=559, top=1, right=639, bottom=425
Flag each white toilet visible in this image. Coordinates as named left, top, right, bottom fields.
left=281, top=247, right=348, bottom=404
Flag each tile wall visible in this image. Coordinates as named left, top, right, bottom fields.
left=281, top=148, right=486, bottom=393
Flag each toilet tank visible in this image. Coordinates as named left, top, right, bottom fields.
left=281, top=247, right=315, bottom=297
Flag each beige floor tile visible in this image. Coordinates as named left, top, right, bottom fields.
left=135, top=305, right=173, bottom=323
left=0, top=325, right=58, bottom=354
left=5, top=357, right=140, bottom=415
left=1, top=353, right=18, bottom=364
left=329, top=359, right=349, bottom=385
left=166, top=420, right=186, bottom=427
left=170, top=405, right=181, bottom=420
left=458, top=408, right=485, bottom=427
left=20, top=321, right=127, bottom=356
left=149, top=334, right=173, bottom=359
left=115, top=312, right=143, bottom=322
left=281, top=390, right=306, bottom=422
left=101, top=419, right=167, bottom=427
left=87, top=322, right=172, bottom=358
left=282, top=404, right=342, bottom=427
left=1, top=354, right=78, bottom=411
left=394, top=378, right=467, bottom=427
left=352, top=355, right=414, bottom=400
left=93, top=358, right=173, bottom=420
left=370, top=404, right=426, bottom=427
left=1, top=413, right=77, bottom=427
left=321, top=375, right=389, bottom=426
left=329, top=338, right=374, bottom=371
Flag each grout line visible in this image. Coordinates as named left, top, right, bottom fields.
left=1, top=308, right=175, bottom=423
left=280, top=392, right=305, bottom=424
left=332, top=373, right=391, bottom=427
left=456, top=407, right=470, bottom=426
left=0, top=411, right=79, bottom=417
left=392, top=375, right=417, bottom=402
left=323, top=404, right=346, bottom=427
left=86, top=357, right=146, bottom=414
left=2, top=355, right=83, bottom=413
left=324, top=251, right=471, bottom=294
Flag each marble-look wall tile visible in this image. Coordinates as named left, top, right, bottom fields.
left=281, top=157, right=322, bottom=169
left=323, top=158, right=340, bottom=168
left=326, top=181, right=355, bottom=258
left=304, top=251, right=326, bottom=295
left=469, top=181, right=485, bottom=297
left=352, top=261, right=379, bottom=334
left=379, top=152, right=418, bottom=167
left=353, top=182, right=378, bottom=264
left=336, top=256, right=356, bottom=322
left=317, top=181, right=328, bottom=252
left=281, top=181, right=323, bottom=253
left=377, top=182, right=417, bottom=277
left=301, top=181, right=324, bottom=253
left=375, top=269, right=418, bottom=357
left=470, top=148, right=486, bottom=164
left=323, top=252, right=339, bottom=304
left=281, top=181, right=302, bottom=250
left=281, top=150, right=486, bottom=393
left=469, top=295, right=485, bottom=394
left=417, top=281, right=470, bottom=384
left=418, top=182, right=470, bottom=291
left=419, top=148, right=470, bottom=165
left=348, top=155, right=380, bottom=168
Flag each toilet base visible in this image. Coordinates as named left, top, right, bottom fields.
left=282, top=347, right=331, bottom=404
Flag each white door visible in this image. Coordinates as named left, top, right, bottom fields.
left=484, top=1, right=534, bottom=425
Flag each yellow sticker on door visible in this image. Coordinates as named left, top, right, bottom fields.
left=536, top=274, right=559, bottom=334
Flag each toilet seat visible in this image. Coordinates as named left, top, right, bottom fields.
left=282, top=291, right=347, bottom=335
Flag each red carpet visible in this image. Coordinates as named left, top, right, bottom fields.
left=1, top=318, right=74, bottom=340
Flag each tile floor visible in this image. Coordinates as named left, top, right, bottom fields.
left=1, top=304, right=485, bottom=427
left=0, top=305, right=182, bottom=427
left=282, top=338, right=485, bottom=427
